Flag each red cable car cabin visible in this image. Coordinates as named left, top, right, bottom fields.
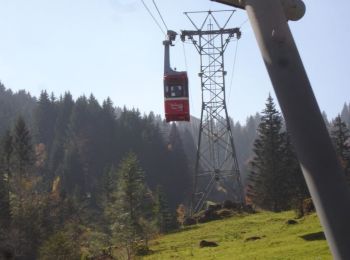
left=163, top=30, right=190, bottom=122
left=164, top=72, right=189, bottom=122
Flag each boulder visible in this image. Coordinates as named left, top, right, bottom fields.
left=184, top=217, right=197, bottom=226
left=207, top=203, right=222, bottom=211
left=222, top=200, right=242, bottom=210
left=197, top=209, right=220, bottom=223
left=217, top=209, right=233, bottom=218
left=199, top=240, right=218, bottom=248
left=286, top=219, right=298, bottom=225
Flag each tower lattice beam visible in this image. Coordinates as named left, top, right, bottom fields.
left=181, top=10, right=244, bottom=214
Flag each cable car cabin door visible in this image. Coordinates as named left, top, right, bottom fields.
left=164, top=73, right=190, bottom=122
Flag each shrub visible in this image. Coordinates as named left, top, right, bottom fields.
left=39, top=232, right=80, bottom=260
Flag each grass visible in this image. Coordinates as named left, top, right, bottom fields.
left=144, top=211, right=331, bottom=259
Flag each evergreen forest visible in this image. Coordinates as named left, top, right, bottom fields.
left=0, top=82, right=350, bottom=259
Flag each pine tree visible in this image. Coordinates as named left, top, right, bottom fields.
left=247, top=95, right=287, bottom=211
left=10, top=116, right=35, bottom=212
left=61, top=144, right=85, bottom=197
left=9, top=116, right=44, bottom=259
left=340, top=103, right=350, bottom=127
left=102, top=165, right=118, bottom=207
left=0, top=83, right=36, bottom=137
left=280, top=133, right=309, bottom=216
left=153, top=185, right=176, bottom=233
left=321, top=111, right=330, bottom=130
left=1, top=130, right=13, bottom=175
left=0, top=170, right=10, bottom=230
left=111, top=153, right=150, bottom=257
left=331, top=115, right=350, bottom=183
left=49, top=92, right=74, bottom=179
left=102, top=164, right=120, bottom=231
left=39, top=231, right=80, bottom=260
left=165, top=123, right=191, bottom=207
left=11, top=116, right=35, bottom=180
left=0, top=131, right=12, bottom=231
left=61, top=96, right=90, bottom=197
left=35, top=90, right=57, bottom=151
left=99, top=98, right=117, bottom=166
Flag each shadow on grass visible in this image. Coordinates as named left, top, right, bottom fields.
left=300, top=231, right=326, bottom=241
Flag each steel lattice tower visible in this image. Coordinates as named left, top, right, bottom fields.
left=181, top=10, right=244, bottom=214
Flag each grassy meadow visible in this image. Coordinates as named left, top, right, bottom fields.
left=144, top=211, right=331, bottom=260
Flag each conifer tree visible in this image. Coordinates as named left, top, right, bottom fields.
left=111, top=152, right=150, bottom=257
left=102, top=165, right=119, bottom=230
left=10, top=117, right=35, bottom=217
left=153, top=185, right=176, bottom=233
left=102, top=165, right=118, bottom=206
left=0, top=83, right=36, bottom=137
left=11, top=116, right=35, bottom=180
left=322, top=111, right=330, bottom=130
left=280, top=133, right=309, bottom=215
left=61, top=144, right=85, bottom=197
left=248, top=96, right=311, bottom=212
left=331, top=115, right=350, bottom=183
left=99, top=98, right=117, bottom=166
left=35, top=91, right=57, bottom=151
left=9, top=116, right=44, bottom=259
left=0, top=131, right=12, bottom=230
left=341, top=103, right=350, bottom=127
left=1, top=130, right=13, bottom=175
left=166, top=123, right=191, bottom=206
left=49, top=92, right=74, bottom=178
left=247, top=95, right=287, bottom=211
left=61, top=96, right=89, bottom=197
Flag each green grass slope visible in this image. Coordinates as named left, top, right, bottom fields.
left=145, top=211, right=331, bottom=260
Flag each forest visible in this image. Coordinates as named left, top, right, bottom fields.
left=0, top=82, right=349, bottom=259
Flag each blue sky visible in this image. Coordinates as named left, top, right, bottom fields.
left=0, top=0, right=349, bottom=123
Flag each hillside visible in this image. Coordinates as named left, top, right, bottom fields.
left=144, top=211, right=331, bottom=259
left=0, top=85, right=347, bottom=259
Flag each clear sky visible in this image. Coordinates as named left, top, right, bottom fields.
left=0, top=0, right=349, bottom=124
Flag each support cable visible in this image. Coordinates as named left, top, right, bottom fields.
left=182, top=41, right=198, bottom=149
left=227, top=17, right=250, bottom=105
left=239, top=18, right=249, bottom=29
left=227, top=39, right=239, bottom=104
left=152, top=0, right=169, bottom=32
left=140, top=0, right=166, bottom=36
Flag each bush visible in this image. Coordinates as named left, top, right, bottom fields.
left=135, top=244, right=152, bottom=256
left=39, top=232, right=80, bottom=260
left=302, top=198, right=315, bottom=215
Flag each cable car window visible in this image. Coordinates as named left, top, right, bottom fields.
left=170, top=85, right=183, bottom=97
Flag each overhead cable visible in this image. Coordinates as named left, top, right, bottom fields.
left=228, top=39, right=240, bottom=104
left=152, top=0, right=169, bottom=32
left=140, top=0, right=166, bottom=36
